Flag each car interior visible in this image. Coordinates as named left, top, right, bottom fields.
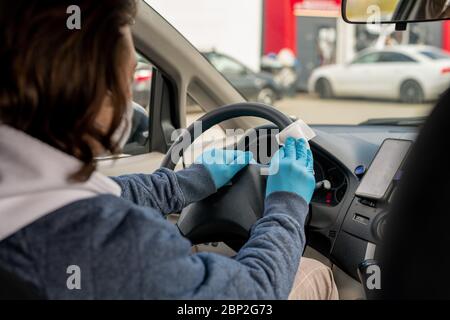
left=1, top=0, right=450, bottom=300
left=100, top=0, right=445, bottom=300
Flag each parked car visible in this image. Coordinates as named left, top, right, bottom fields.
left=308, top=45, right=450, bottom=103
left=203, top=51, right=283, bottom=105
left=132, top=53, right=153, bottom=110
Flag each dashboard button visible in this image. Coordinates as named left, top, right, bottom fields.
left=354, top=165, right=366, bottom=178
left=359, top=198, right=377, bottom=208
left=353, top=213, right=369, bottom=225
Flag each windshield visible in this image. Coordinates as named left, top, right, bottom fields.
left=146, top=0, right=450, bottom=126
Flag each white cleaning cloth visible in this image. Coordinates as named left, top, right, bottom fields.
left=276, top=119, right=316, bottom=147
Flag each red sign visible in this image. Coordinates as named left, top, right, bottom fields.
left=294, top=0, right=341, bottom=11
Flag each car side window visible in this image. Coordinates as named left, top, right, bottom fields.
left=378, top=52, right=417, bottom=63
left=351, top=52, right=380, bottom=64
left=420, top=50, right=450, bottom=60
left=208, top=54, right=246, bottom=75
left=122, top=52, right=154, bottom=156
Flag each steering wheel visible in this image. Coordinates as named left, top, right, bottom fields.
left=161, top=102, right=293, bottom=251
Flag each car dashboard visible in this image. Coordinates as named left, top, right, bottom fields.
left=184, top=121, right=418, bottom=281
left=312, top=150, right=348, bottom=206
left=306, top=124, right=417, bottom=279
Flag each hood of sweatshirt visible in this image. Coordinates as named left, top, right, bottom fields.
left=0, top=125, right=121, bottom=241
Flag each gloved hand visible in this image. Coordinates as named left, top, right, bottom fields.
left=195, top=149, right=254, bottom=189
left=266, top=137, right=315, bottom=203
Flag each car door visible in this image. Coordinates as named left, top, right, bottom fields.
left=336, top=52, right=381, bottom=97
left=374, top=52, right=419, bottom=99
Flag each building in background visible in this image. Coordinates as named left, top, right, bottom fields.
left=265, top=0, right=450, bottom=90
left=146, top=0, right=264, bottom=72
left=145, top=0, right=450, bottom=91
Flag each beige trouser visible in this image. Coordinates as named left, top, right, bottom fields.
left=193, top=245, right=339, bottom=300
left=288, top=257, right=339, bottom=300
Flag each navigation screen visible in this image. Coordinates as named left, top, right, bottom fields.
left=355, top=139, right=412, bottom=201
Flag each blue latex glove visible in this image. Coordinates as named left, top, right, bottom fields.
left=195, top=149, right=254, bottom=189
left=266, top=137, right=316, bottom=203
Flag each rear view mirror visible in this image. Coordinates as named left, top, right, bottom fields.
left=342, top=0, right=450, bottom=24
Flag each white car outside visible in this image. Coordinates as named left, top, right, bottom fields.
left=308, top=45, right=450, bottom=103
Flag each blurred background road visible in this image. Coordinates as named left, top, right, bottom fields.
left=187, top=93, right=432, bottom=126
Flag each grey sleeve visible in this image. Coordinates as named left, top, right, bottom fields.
left=111, top=164, right=217, bottom=215
left=19, top=191, right=309, bottom=299
left=88, top=192, right=309, bottom=299
left=187, top=192, right=308, bottom=299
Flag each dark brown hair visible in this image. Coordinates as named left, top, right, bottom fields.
left=0, top=0, right=137, bottom=181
